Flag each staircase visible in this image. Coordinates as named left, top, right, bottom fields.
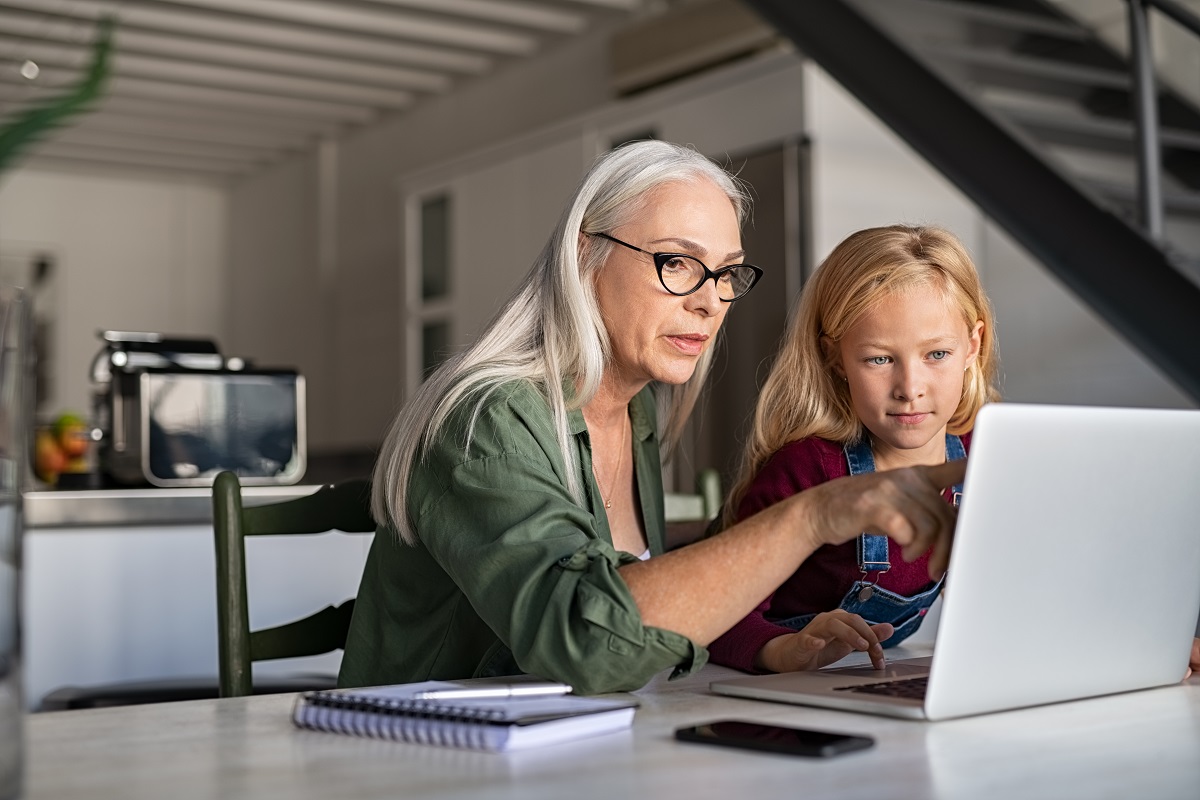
left=744, top=0, right=1200, bottom=401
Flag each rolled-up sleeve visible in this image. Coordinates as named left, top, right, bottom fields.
left=416, top=451, right=706, bottom=695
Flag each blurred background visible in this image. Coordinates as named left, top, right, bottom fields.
left=1, top=0, right=1196, bottom=490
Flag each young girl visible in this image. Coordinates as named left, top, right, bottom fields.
left=707, top=224, right=999, bottom=674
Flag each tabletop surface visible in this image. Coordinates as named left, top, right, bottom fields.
left=22, top=647, right=1200, bottom=800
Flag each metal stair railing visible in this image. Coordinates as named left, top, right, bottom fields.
left=1128, top=0, right=1200, bottom=240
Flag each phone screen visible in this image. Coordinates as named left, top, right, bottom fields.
left=675, top=719, right=874, bottom=758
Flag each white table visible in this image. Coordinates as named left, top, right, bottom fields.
left=22, top=648, right=1200, bottom=800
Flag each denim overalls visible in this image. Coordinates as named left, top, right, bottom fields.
left=773, top=434, right=965, bottom=648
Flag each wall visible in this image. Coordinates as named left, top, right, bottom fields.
left=0, top=167, right=228, bottom=421
left=228, top=26, right=623, bottom=453
left=223, top=155, right=333, bottom=451
left=391, top=53, right=808, bottom=391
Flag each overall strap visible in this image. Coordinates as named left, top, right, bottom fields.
left=946, top=433, right=966, bottom=506
left=847, top=433, right=969, bottom=573
left=844, top=439, right=890, bottom=574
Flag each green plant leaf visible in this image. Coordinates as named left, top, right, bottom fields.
left=0, top=15, right=115, bottom=174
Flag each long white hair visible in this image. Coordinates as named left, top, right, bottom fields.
left=374, top=140, right=750, bottom=543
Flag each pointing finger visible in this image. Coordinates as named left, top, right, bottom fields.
left=922, top=458, right=967, bottom=490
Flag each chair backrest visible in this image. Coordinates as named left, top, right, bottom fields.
left=212, top=470, right=374, bottom=698
left=663, top=467, right=722, bottom=551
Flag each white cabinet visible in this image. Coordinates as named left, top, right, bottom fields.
left=24, top=495, right=371, bottom=710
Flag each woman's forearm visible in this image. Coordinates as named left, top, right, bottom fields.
left=620, top=460, right=965, bottom=646
left=619, top=493, right=820, bottom=645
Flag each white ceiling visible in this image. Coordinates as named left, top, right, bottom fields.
left=0, top=0, right=649, bottom=180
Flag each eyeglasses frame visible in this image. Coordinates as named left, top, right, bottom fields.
left=587, top=232, right=763, bottom=302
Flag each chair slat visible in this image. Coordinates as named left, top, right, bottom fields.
left=249, top=601, right=357, bottom=662
left=213, top=471, right=373, bottom=698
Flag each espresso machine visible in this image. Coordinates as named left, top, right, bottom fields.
left=89, top=331, right=306, bottom=487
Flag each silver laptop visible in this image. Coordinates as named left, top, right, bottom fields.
left=711, top=403, right=1200, bottom=721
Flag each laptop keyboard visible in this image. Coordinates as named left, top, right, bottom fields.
left=834, top=676, right=929, bottom=699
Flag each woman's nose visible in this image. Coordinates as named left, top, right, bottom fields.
left=685, top=277, right=724, bottom=316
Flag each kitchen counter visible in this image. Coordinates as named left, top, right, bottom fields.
left=24, top=484, right=321, bottom=529
left=22, top=481, right=371, bottom=710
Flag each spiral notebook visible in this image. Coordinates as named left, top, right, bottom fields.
left=292, top=681, right=639, bottom=752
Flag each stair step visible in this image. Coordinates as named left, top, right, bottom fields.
left=1080, top=176, right=1200, bottom=216
left=852, top=0, right=1087, bottom=40
left=998, top=104, right=1200, bottom=154
left=932, top=44, right=1130, bottom=92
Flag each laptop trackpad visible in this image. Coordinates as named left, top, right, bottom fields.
left=822, top=657, right=933, bottom=679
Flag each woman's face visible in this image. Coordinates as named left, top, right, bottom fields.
left=593, top=178, right=743, bottom=393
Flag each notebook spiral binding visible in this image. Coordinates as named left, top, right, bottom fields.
left=295, top=691, right=509, bottom=747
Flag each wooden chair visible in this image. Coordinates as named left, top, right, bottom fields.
left=663, top=467, right=723, bottom=551
left=212, top=470, right=374, bottom=698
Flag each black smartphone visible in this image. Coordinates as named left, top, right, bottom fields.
left=675, top=719, right=874, bottom=758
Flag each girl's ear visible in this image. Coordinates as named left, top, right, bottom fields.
left=964, top=319, right=984, bottom=369
left=820, top=334, right=845, bottom=380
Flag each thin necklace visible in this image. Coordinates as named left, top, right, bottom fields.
left=599, top=411, right=628, bottom=510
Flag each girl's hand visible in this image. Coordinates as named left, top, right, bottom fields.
left=1186, top=638, right=1200, bottom=680
left=755, top=610, right=894, bottom=673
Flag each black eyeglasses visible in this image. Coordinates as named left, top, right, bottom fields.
left=588, top=232, right=763, bottom=302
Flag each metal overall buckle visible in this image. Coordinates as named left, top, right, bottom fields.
left=857, top=562, right=890, bottom=602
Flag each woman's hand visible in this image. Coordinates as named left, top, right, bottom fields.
left=1186, top=637, right=1200, bottom=680
left=755, top=610, right=894, bottom=672
left=806, top=460, right=967, bottom=580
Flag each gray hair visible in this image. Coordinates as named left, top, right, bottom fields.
left=373, top=140, right=751, bottom=543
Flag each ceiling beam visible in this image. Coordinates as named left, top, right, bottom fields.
left=0, top=0, right=640, bottom=180
left=71, top=111, right=313, bottom=150
left=19, top=154, right=237, bottom=183
left=105, top=75, right=380, bottom=122
left=3, top=39, right=418, bottom=108
left=0, top=89, right=346, bottom=138
left=0, top=11, right=454, bottom=93
left=89, top=96, right=346, bottom=136
left=143, top=0, right=540, bottom=55
left=0, top=1, right=494, bottom=73
left=551, top=0, right=643, bottom=9
left=0, top=71, right=380, bottom=123
left=23, top=141, right=250, bottom=175
left=47, top=127, right=275, bottom=165
left=365, top=0, right=587, bottom=33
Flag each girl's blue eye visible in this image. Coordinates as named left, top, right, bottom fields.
left=930, top=350, right=949, bottom=361
left=867, top=356, right=890, bottom=366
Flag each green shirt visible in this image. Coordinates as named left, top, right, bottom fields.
left=338, top=381, right=706, bottom=695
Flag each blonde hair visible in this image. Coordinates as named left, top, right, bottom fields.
left=725, top=224, right=1000, bottom=525
left=374, top=140, right=750, bottom=543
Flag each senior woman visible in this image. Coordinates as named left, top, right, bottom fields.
left=339, top=140, right=964, bottom=694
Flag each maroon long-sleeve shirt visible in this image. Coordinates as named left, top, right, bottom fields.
left=706, top=434, right=969, bottom=673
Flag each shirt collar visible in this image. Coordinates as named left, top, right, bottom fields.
left=629, top=385, right=656, bottom=443
left=566, top=384, right=658, bottom=443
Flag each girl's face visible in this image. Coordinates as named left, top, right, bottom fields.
left=830, top=284, right=983, bottom=468
left=592, top=178, right=742, bottom=394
